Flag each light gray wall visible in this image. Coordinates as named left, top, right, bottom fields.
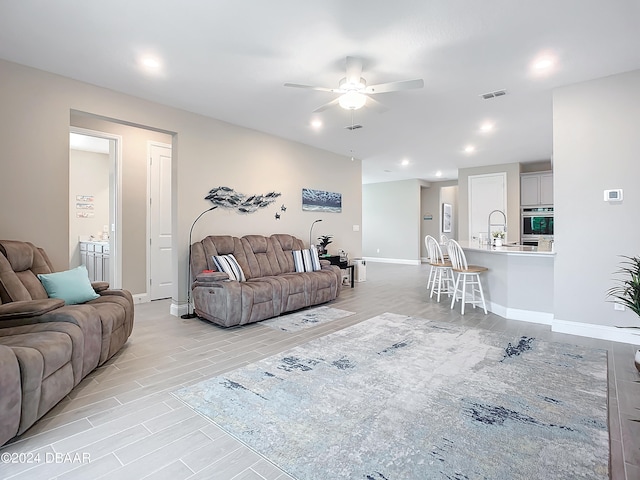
left=553, top=69, right=640, bottom=327
left=458, top=162, right=521, bottom=243
left=0, top=59, right=362, bottom=306
left=420, top=181, right=458, bottom=258
left=363, top=179, right=423, bottom=262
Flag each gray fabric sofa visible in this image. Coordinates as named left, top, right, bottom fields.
left=0, top=240, right=134, bottom=447
left=190, top=234, right=341, bottom=327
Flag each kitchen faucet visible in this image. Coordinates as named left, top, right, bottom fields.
left=487, top=210, right=507, bottom=242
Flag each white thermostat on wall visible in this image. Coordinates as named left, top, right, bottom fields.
left=604, top=189, right=623, bottom=202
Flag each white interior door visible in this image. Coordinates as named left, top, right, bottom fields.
left=468, top=173, right=507, bottom=242
left=149, top=142, right=173, bottom=300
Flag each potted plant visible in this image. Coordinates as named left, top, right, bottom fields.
left=607, top=255, right=640, bottom=370
left=491, top=231, right=505, bottom=247
left=317, top=235, right=333, bottom=255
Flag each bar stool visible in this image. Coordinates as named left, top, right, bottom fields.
left=425, top=235, right=453, bottom=302
left=447, top=239, right=488, bottom=314
left=425, top=235, right=436, bottom=291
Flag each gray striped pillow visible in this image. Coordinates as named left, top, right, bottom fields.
left=293, top=247, right=321, bottom=272
left=212, top=254, right=246, bottom=282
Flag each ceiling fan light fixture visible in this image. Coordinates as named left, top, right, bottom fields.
left=339, top=77, right=366, bottom=91
left=339, top=91, right=367, bottom=110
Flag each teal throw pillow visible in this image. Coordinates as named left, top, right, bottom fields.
left=38, top=265, right=100, bottom=305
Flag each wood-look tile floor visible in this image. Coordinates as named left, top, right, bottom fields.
left=1, top=263, right=638, bottom=479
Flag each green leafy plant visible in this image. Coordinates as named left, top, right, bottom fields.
left=491, top=231, right=505, bottom=239
left=607, top=255, right=640, bottom=318
left=317, top=235, right=333, bottom=253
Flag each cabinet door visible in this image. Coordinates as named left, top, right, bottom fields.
left=539, top=174, right=553, bottom=205
left=86, top=251, right=96, bottom=281
left=521, top=175, right=540, bottom=206
left=79, top=243, right=88, bottom=269
left=95, top=252, right=104, bottom=282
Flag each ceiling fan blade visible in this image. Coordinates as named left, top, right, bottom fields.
left=345, top=56, right=363, bottom=86
left=284, top=83, right=336, bottom=93
left=313, top=97, right=341, bottom=113
left=365, top=96, right=390, bottom=113
left=364, top=78, right=424, bottom=94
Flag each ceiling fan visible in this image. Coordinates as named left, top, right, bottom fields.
left=284, top=56, right=424, bottom=113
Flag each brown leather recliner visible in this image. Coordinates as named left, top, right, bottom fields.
left=0, top=240, right=134, bottom=447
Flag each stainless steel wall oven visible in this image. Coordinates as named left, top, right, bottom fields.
left=521, top=207, right=553, bottom=246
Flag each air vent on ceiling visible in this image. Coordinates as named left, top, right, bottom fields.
left=480, top=89, right=507, bottom=100
left=344, top=124, right=363, bottom=130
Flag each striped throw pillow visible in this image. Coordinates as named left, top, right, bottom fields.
left=212, top=254, right=246, bottom=282
left=293, top=247, right=321, bottom=272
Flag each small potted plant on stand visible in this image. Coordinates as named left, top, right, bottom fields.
left=317, top=235, right=333, bottom=256
left=491, top=231, right=505, bottom=247
left=607, top=255, right=640, bottom=370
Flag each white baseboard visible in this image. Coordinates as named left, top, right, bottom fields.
left=362, top=257, right=421, bottom=266
left=170, top=300, right=189, bottom=318
left=552, top=318, right=639, bottom=345
left=131, top=293, right=149, bottom=304
left=488, top=302, right=553, bottom=325
left=488, top=302, right=638, bottom=343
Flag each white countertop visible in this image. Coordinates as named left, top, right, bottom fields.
left=456, top=240, right=555, bottom=256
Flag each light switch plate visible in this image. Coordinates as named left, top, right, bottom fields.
left=604, top=189, right=623, bottom=202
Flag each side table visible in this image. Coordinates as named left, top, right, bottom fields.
left=321, top=255, right=354, bottom=288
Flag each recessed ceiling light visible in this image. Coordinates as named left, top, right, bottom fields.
left=435, top=171, right=442, bottom=177
left=401, top=159, right=410, bottom=166
left=311, top=119, right=322, bottom=128
left=531, top=53, right=557, bottom=74
left=480, top=122, right=494, bottom=133
left=533, top=58, right=553, bottom=70
left=464, top=145, right=476, bottom=154
left=141, top=57, right=161, bottom=69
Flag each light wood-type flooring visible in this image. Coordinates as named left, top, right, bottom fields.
left=1, top=262, right=638, bottom=479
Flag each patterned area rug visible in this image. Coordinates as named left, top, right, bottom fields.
left=173, top=313, right=609, bottom=479
left=260, top=306, right=355, bottom=332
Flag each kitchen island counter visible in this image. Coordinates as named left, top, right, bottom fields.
left=454, top=240, right=554, bottom=324
left=457, top=240, right=555, bottom=256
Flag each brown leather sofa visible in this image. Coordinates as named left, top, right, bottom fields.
left=0, top=240, right=134, bottom=447
left=190, top=234, right=341, bottom=327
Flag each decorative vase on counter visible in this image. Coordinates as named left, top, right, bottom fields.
left=494, top=238, right=503, bottom=247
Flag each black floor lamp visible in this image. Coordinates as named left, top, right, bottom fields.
left=181, top=206, right=217, bottom=319
left=309, top=219, right=322, bottom=248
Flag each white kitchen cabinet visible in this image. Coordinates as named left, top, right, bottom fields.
left=79, top=241, right=110, bottom=282
left=521, top=171, right=553, bottom=206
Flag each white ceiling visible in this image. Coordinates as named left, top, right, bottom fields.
left=1, top=1, right=639, bottom=183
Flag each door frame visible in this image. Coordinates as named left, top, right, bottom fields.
left=70, top=126, right=123, bottom=288
left=147, top=140, right=173, bottom=301
left=468, top=172, right=507, bottom=243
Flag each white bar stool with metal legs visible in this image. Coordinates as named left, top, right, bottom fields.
left=447, top=239, right=488, bottom=314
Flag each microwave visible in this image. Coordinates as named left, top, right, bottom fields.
left=522, top=207, right=554, bottom=237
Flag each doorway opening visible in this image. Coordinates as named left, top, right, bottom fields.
left=69, top=128, right=122, bottom=288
